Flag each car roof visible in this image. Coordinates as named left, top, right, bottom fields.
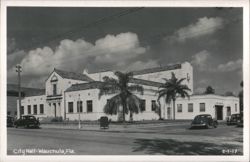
left=196, top=114, right=211, bottom=116
left=22, top=115, right=35, bottom=117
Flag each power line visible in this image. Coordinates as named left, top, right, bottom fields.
left=17, top=7, right=144, bottom=53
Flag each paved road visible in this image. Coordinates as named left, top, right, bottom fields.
left=7, top=124, right=243, bottom=155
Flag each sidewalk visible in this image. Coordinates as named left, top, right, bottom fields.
left=41, top=121, right=190, bottom=133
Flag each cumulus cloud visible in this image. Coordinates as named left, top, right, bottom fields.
left=7, top=32, right=147, bottom=86
left=191, top=50, right=212, bottom=71
left=166, top=17, right=224, bottom=43
left=7, top=50, right=26, bottom=69
left=217, top=59, right=242, bottom=72
left=93, top=33, right=145, bottom=64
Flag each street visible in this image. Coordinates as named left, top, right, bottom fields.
left=7, top=123, right=243, bottom=155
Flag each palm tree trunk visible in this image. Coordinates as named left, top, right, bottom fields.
left=122, top=102, right=126, bottom=123
left=173, top=99, right=176, bottom=120
left=129, top=111, right=133, bottom=122
left=157, top=100, right=162, bottom=120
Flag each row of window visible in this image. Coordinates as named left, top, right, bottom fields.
left=67, top=100, right=158, bottom=113
left=140, top=100, right=157, bottom=111
left=20, top=104, right=44, bottom=115
left=106, top=99, right=157, bottom=112
left=68, top=100, right=93, bottom=113
left=177, top=103, right=238, bottom=113
left=177, top=103, right=205, bottom=113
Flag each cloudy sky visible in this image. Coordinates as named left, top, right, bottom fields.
left=7, top=7, right=243, bottom=95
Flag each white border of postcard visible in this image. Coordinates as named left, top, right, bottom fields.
left=0, top=0, right=249, bottom=162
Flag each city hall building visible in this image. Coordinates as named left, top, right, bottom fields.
left=17, top=62, right=239, bottom=121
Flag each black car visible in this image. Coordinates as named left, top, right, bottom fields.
left=226, top=113, right=241, bottom=125
left=14, top=115, right=40, bottom=128
left=191, top=114, right=218, bottom=129
left=237, top=113, right=243, bottom=127
left=7, top=115, right=15, bottom=127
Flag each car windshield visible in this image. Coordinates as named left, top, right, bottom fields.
left=194, top=115, right=211, bottom=121
left=23, top=116, right=35, bottom=120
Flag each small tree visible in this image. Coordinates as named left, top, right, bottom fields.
left=204, top=86, right=215, bottom=94
left=238, top=81, right=243, bottom=114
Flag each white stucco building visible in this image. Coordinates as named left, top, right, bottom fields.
left=17, top=62, right=239, bottom=121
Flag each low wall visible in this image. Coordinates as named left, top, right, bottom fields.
left=40, top=119, right=193, bottom=130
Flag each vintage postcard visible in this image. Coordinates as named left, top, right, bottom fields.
left=0, top=0, right=249, bottom=162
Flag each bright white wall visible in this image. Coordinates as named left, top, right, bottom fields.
left=173, top=95, right=239, bottom=120
left=18, top=95, right=47, bottom=118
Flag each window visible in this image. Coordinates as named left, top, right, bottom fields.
left=235, top=104, right=237, bottom=112
left=151, top=100, right=157, bottom=111
left=140, top=100, right=146, bottom=111
left=87, top=100, right=93, bottom=113
left=40, top=104, right=44, bottom=114
left=77, top=101, right=83, bottom=113
left=188, top=103, right=193, bottom=112
left=177, top=104, right=182, bottom=112
left=7, top=111, right=11, bottom=115
left=68, top=102, right=74, bottom=113
left=200, top=103, right=205, bottom=112
left=53, top=84, right=57, bottom=95
left=20, top=106, right=24, bottom=115
left=28, top=105, right=31, bottom=114
left=14, top=111, right=17, bottom=116
left=33, top=105, right=37, bottom=114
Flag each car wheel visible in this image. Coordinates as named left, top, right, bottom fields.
left=15, top=124, right=18, bottom=128
left=213, top=123, right=217, bottom=128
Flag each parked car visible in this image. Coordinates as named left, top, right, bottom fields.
left=237, top=113, right=243, bottom=127
left=14, top=115, right=40, bottom=128
left=226, top=113, right=241, bottom=125
left=191, top=114, right=218, bottom=129
left=7, top=115, right=15, bottom=127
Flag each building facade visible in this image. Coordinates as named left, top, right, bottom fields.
left=17, top=62, right=239, bottom=121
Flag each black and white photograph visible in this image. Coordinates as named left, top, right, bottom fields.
left=1, top=0, right=249, bottom=162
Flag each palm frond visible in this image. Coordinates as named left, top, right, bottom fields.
left=103, top=94, right=122, bottom=115
left=126, top=94, right=141, bottom=114
left=177, top=78, right=186, bottom=85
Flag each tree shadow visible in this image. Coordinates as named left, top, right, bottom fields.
left=132, top=138, right=242, bottom=155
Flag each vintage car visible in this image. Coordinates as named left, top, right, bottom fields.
left=226, top=113, right=241, bottom=125
left=7, top=115, right=15, bottom=127
left=191, top=114, right=218, bottom=129
left=14, top=115, right=40, bottom=128
left=237, top=113, right=243, bottom=127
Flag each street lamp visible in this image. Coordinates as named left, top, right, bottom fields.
left=78, top=96, right=81, bottom=130
left=16, top=64, right=22, bottom=118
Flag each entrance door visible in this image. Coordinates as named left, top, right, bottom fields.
left=167, top=107, right=171, bottom=119
left=53, top=103, right=57, bottom=117
left=215, top=105, right=223, bottom=120
left=227, top=107, right=231, bottom=117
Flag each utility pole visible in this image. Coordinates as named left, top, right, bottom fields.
left=16, top=64, right=22, bottom=118
left=78, top=95, right=81, bottom=130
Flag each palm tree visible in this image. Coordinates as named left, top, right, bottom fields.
left=157, top=72, right=190, bottom=120
left=99, top=71, right=144, bottom=123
